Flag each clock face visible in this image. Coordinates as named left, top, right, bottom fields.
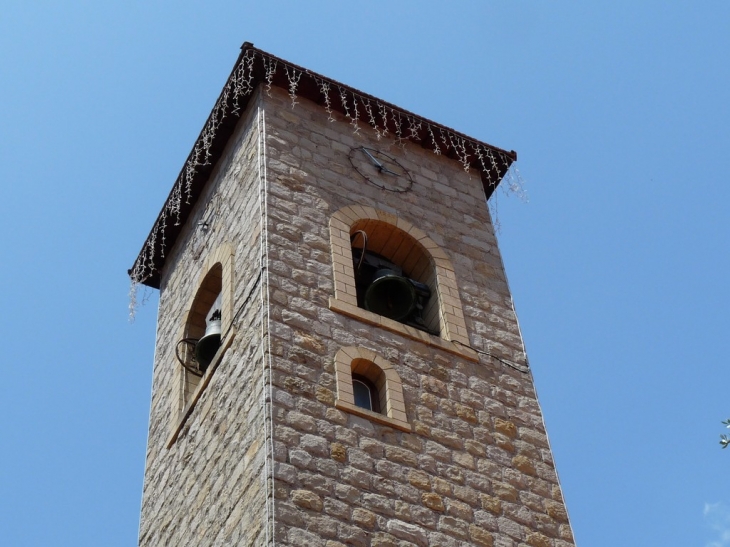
left=348, top=146, right=414, bottom=193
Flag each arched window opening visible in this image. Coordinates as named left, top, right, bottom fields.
left=166, top=243, right=234, bottom=446
left=177, top=264, right=223, bottom=408
left=186, top=263, right=223, bottom=342
left=351, top=357, right=387, bottom=415
left=350, top=220, right=439, bottom=336
left=330, top=207, right=475, bottom=358
left=333, top=347, right=410, bottom=432
left=352, top=375, right=380, bottom=413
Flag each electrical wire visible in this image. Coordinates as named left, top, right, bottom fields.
left=350, top=230, right=368, bottom=272
left=223, top=268, right=263, bottom=342
left=257, top=106, right=274, bottom=547
left=453, top=340, right=530, bottom=374
left=258, top=106, right=276, bottom=546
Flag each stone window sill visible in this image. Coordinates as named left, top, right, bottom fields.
left=335, top=400, right=411, bottom=432
left=166, top=329, right=236, bottom=448
left=329, top=297, right=477, bottom=362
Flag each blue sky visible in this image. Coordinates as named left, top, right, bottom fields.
left=1, top=2, right=728, bottom=545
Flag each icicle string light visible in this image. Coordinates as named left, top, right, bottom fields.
left=428, top=125, right=441, bottom=155
left=314, top=77, right=335, bottom=122
left=362, top=98, right=379, bottom=139
left=338, top=86, right=351, bottom=119
left=393, top=110, right=404, bottom=145
left=407, top=116, right=422, bottom=141
left=263, top=57, right=277, bottom=96
left=377, top=103, right=389, bottom=139
left=350, top=93, right=361, bottom=134
left=129, top=46, right=519, bottom=316
left=284, top=66, right=301, bottom=108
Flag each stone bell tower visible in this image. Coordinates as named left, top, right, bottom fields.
left=130, top=43, right=575, bottom=547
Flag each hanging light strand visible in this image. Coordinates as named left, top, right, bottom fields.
left=128, top=48, right=519, bottom=318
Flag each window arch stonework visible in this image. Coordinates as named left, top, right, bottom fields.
left=167, top=243, right=235, bottom=447
left=329, top=205, right=477, bottom=362
left=334, top=347, right=409, bottom=432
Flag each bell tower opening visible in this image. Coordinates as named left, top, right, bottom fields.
left=350, top=221, right=439, bottom=336
left=176, top=263, right=223, bottom=411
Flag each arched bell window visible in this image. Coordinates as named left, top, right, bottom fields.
left=328, top=206, right=476, bottom=361
left=179, top=264, right=223, bottom=408
left=350, top=221, right=438, bottom=335
left=171, top=243, right=235, bottom=422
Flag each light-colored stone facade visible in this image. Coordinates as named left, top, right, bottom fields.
left=138, top=83, right=574, bottom=547
left=138, top=96, right=269, bottom=546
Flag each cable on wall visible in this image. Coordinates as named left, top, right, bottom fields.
left=257, top=105, right=276, bottom=546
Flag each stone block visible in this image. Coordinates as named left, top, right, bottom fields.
left=291, top=489, right=324, bottom=512
left=422, top=492, right=445, bottom=512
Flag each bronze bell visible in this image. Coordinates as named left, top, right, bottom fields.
left=364, top=269, right=417, bottom=321
left=195, top=312, right=221, bottom=372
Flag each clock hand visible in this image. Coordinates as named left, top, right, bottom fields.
left=361, top=147, right=385, bottom=171
left=380, top=166, right=399, bottom=176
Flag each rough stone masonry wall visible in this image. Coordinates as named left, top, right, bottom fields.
left=138, top=95, right=270, bottom=546
left=262, top=87, right=575, bottom=547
